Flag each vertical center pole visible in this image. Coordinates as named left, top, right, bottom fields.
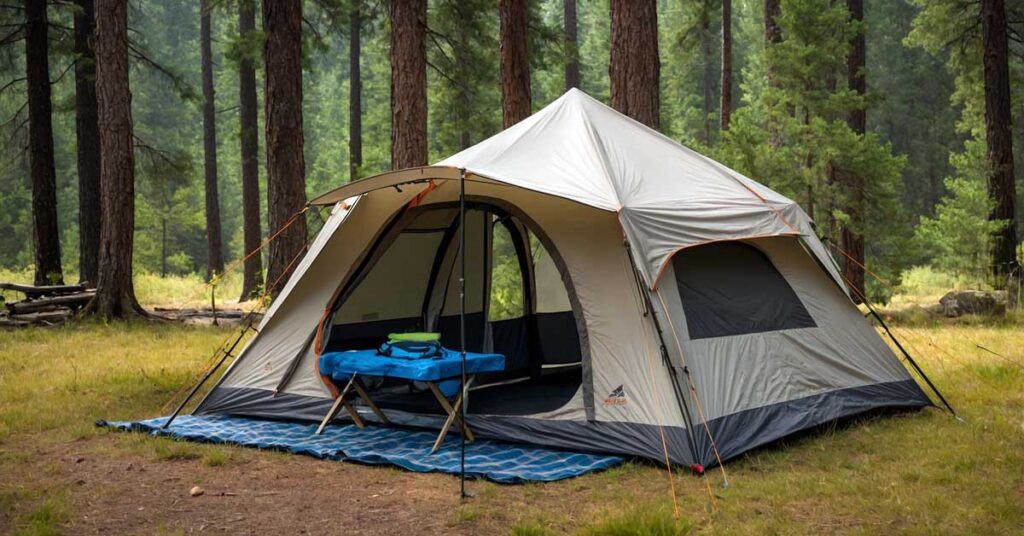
left=458, top=167, right=468, bottom=498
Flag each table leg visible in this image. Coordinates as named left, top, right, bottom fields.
left=428, top=376, right=475, bottom=454
left=342, top=399, right=365, bottom=429
left=315, top=373, right=358, bottom=435
left=351, top=377, right=390, bottom=425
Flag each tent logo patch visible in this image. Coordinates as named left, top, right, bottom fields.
left=603, top=385, right=628, bottom=406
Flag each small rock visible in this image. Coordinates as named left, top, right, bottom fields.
left=74, top=456, right=85, bottom=464
left=190, top=485, right=204, bottom=497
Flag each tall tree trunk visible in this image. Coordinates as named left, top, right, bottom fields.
left=840, top=0, right=866, bottom=302
left=200, top=0, right=224, bottom=280
left=609, top=0, right=660, bottom=129
left=25, top=0, right=63, bottom=286
left=263, top=0, right=308, bottom=296
left=500, top=0, right=531, bottom=128
left=238, top=0, right=262, bottom=301
left=390, top=0, right=427, bottom=169
left=88, top=0, right=143, bottom=318
left=349, top=0, right=362, bottom=181
left=764, top=0, right=782, bottom=46
left=765, top=0, right=782, bottom=147
left=720, top=0, right=732, bottom=131
left=700, top=13, right=713, bottom=144
left=980, top=0, right=1018, bottom=286
left=564, top=0, right=579, bottom=91
left=74, top=0, right=101, bottom=287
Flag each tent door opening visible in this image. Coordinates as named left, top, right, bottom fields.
left=323, top=201, right=583, bottom=417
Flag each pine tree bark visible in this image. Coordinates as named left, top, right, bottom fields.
left=74, top=0, right=101, bottom=287
left=700, top=13, right=713, bottom=144
left=840, top=0, right=866, bottom=302
left=25, top=0, right=63, bottom=286
left=390, top=0, right=427, bottom=169
left=88, top=0, right=144, bottom=318
left=564, top=0, right=579, bottom=91
left=720, top=0, right=732, bottom=131
left=349, top=0, right=362, bottom=181
left=980, top=0, right=1018, bottom=285
left=500, top=0, right=531, bottom=128
left=764, top=0, right=782, bottom=45
left=238, top=0, right=262, bottom=301
left=263, top=0, right=308, bottom=296
left=765, top=0, right=782, bottom=147
left=609, top=0, right=659, bottom=129
left=200, top=0, right=224, bottom=280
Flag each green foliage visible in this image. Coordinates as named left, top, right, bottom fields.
left=719, top=0, right=909, bottom=285
left=0, top=0, right=1018, bottom=300
left=914, top=176, right=1004, bottom=279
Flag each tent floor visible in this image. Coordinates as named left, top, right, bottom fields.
left=367, top=372, right=581, bottom=416
left=97, top=415, right=622, bottom=483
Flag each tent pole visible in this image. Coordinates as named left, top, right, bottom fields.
left=623, top=240, right=702, bottom=466
left=458, top=167, right=468, bottom=498
left=866, top=307, right=960, bottom=419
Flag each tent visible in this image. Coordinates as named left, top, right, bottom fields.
left=193, top=89, right=934, bottom=468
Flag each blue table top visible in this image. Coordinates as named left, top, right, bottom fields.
left=318, top=348, right=505, bottom=383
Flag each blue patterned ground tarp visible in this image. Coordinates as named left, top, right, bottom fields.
left=97, top=415, right=623, bottom=483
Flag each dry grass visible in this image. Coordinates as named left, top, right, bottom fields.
left=0, top=310, right=1022, bottom=534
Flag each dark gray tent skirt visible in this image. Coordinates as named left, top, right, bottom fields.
left=197, top=379, right=929, bottom=468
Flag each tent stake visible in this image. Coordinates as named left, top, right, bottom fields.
left=458, top=167, right=468, bottom=499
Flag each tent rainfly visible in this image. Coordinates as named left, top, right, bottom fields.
left=192, top=89, right=935, bottom=468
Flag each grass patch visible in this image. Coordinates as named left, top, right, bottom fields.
left=0, top=321, right=239, bottom=442
left=0, top=267, right=250, bottom=309
left=509, top=521, right=557, bottom=536
left=0, top=307, right=1022, bottom=534
left=152, top=438, right=202, bottom=461
left=578, top=503, right=691, bottom=536
left=11, top=496, right=68, bottom=536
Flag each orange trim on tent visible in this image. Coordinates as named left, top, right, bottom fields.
left=649, top=232, right=802, bottom=290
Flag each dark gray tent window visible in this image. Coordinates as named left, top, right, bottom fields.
left=672, top=242, right=815, bottom=339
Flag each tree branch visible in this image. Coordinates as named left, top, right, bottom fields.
left=0, top=76, right=24, bottom=95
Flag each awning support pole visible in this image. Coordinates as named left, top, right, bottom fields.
left=458, top=167, right=468, bottom=499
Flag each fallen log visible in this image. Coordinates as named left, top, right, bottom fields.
left=6, top=291, right=95, bottom=314
left=9, top=309, right=72, bottom=324
left=0, top=282, right=89, bottom=296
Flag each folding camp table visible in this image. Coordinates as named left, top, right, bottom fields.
left=315, top=349, right=505, bottom=453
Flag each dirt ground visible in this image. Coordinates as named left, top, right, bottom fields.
left=4, top=436, right=497, bottom=535
left=1, top=432, right=646, bottom=535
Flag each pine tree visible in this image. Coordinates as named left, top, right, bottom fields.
left=200, top=0, right=224, bottom=280
left=980, top=0, right=1018, bottom=285
left=500, top=0, right=531, bottom=128
left=88, top=0, right=145, bottom=318
left=74, top=0, right=101, bottom=286
left=390, top=0, right=427, bottom=168
left=609, top=0, right=659, bottom=129
left=238, top=0, right=263, bottom=300
left=264, top=0, right=308, bottom=295
left=25, top=0, right=63, bottom=285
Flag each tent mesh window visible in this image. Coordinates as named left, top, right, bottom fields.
left=672, top=241, right=816, bottom=339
